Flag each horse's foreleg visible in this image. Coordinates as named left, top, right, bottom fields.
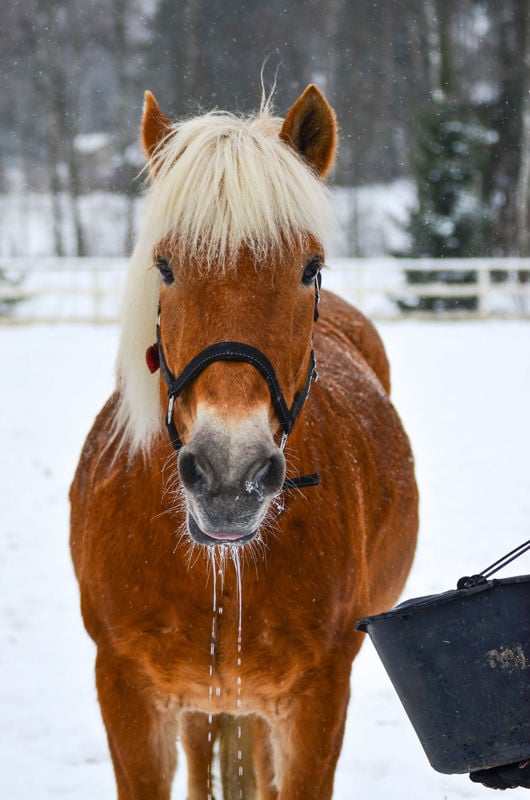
left=181, top=711, right=218, bottom=800
left=95, top=647, right=178, bottom=800
left=218, top=714, right=257, bottom=800
left=252, top=716, right=278, bottom=800
left=272, top=673, right=351, bottom=800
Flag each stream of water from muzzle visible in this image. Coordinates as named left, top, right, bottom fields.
left=207, top=549, right=217, bottom=800
left=231, top=547, right=244, bottom=794
left=207, top=546, right=244, bottom=799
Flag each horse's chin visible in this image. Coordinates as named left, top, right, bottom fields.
left=187, top=512, right=258, bottom=547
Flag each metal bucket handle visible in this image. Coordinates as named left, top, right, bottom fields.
left=458, top=538, right=530, bottom=590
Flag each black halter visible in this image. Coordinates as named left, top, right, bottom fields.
left=150, top=274, right=322, bottom=491
left=158, top=334, right=315, bottom=446
left=155, top=323, right=319, bottom=490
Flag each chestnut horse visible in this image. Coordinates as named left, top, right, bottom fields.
left=70, top=85, right=418, bottom=800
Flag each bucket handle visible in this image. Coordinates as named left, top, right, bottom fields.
left=457, top=539, right=530, bottom=590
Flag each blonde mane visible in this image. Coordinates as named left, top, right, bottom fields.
left=114, top=103, right=336, bottom=455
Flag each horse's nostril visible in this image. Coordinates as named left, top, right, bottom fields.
left=179, top=443, right=285, bottom=499
left=252, top=452, right=286, bottom=496
left=178, top=450, right=207, bottom=491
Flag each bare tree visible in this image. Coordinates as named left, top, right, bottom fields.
left=516, top=0, right=530, bottom=256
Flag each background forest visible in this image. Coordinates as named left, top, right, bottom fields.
left=2, top=0, right=530, bottom=259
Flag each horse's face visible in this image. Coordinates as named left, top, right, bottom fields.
left=157, top=243, right=321, bottom=546
left=140, top=85, right=337, bottom=547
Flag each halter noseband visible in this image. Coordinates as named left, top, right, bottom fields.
left=158, top=335, right=317, bottom=453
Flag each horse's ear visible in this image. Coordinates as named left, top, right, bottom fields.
left=279, top=85, right=337, bottom=178
left=141, top=91, right=173, bottom=162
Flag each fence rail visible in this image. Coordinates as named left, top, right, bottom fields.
left=1, top=257, right=529, bottom=323
left=0, top=257, right=128, bottom=324
left=324, top=258, right=530, bottom=320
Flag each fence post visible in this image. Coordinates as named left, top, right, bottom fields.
left=355, top=259, right=364, bottom=309
left=477, top=264, right=490, bottom=317
left=92, top=261, right=101, bottom=322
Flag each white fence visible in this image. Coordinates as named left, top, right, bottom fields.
left=1, top=257, right=529, bottom=323
left=326, top=257, right=530, bottom=319
left=0, top=258, right=128, bottom=324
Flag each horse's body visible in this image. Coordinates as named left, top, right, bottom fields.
left=70, top=86, right=418, bottom=800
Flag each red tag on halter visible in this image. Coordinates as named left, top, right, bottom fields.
left=145, top=344, right=160, bottom=373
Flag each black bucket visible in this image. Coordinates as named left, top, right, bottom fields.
left=356, top=574, right=530, bottom=774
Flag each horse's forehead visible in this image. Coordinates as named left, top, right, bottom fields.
left=158, top=235, right=321, bottom=279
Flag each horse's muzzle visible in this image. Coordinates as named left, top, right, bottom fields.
left=177, top=414, right=286, bottom=547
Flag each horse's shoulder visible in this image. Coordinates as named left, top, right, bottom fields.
left=317, top=289, right=390, bottom=393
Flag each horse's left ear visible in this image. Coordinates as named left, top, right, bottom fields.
left=280, top=85, right=337, bottom=178
left=141, top=91, right=173, bottom=162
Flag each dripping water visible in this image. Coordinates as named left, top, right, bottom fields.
left=207, top=548, right=218, bottom=800
left=230, top=546, right=244, bottom=792
left=207, top=545, right=245, bottom=798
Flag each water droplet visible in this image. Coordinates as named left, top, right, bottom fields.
left=244, top=480, right=264, bottom=501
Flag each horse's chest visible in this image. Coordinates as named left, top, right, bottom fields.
left=118, top=584, right=326, bottom=715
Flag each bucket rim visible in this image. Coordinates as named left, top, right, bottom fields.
left=355, top=573, right=530, bottom=633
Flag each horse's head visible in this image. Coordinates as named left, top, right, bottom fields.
left=117, top=86, right=337, bottom=547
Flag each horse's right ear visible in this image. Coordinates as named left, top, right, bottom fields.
left=141, top=91, right=173, bottom=162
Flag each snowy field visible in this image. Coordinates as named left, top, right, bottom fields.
left=1, top=316, right=530, bottom=799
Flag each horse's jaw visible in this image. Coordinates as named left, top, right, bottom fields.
left=177, top=406, right=285, bottom=547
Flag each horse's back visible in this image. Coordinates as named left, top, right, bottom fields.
left=313, top=289, right=418, bottom=613
left=317, top=289, right=391, bottom=394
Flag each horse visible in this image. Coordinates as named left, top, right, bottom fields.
left=70, top=84, right=418, bottom=800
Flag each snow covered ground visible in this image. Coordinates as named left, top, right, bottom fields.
left=1, top=317, right=529, bottom=799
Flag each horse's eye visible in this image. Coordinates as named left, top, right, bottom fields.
left=155, top=256, right=174, bottom=285
left=302, top=256, right=322, bottom=286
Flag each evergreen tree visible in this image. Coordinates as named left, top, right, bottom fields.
left=398, top=100, right=495, bottom=310
left=406, top=101, right=494, bottom=257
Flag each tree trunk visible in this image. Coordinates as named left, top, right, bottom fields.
left=182, top=0, right=202, bottom=107
left=516, top=1, right=530, bottom=256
